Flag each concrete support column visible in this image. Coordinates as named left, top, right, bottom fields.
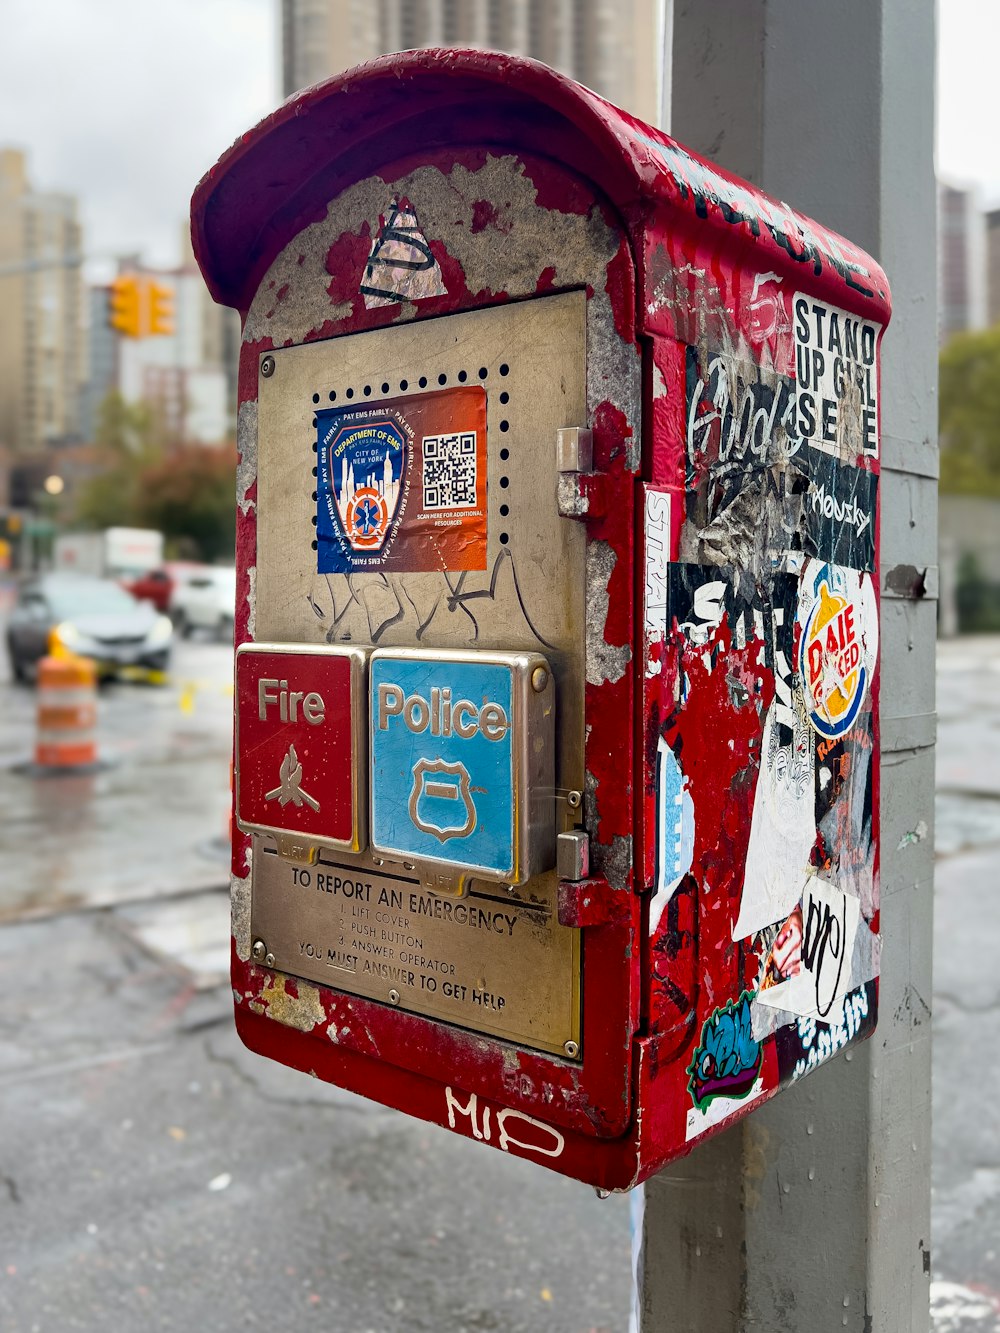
left=549, top=0, right=574, bottom=73
left=380, top=0, right=402, bottom=54
left=421, top=0, right=443, bottom=47
left=635, top=3, right=937, bottom=1329
left=504, top=0, right=529, bottom=57
left=463, top=0, right=489, bottom=48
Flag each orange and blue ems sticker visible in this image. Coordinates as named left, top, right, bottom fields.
left=316, top=386, right=487, bottom=574
left=797, top=560, right=878, bottom=740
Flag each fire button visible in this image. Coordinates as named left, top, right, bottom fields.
left=235, top=643, right=367, bottom=858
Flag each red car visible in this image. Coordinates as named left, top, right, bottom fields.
left=121, top=567, right=174, bottom=613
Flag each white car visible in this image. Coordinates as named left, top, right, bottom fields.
left=171, top=566, right=236, bottom=640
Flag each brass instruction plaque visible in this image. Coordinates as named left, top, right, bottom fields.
left=251, top=842, right=581, bottom=1057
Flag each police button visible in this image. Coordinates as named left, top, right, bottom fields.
left=235, top=643, right=367, bottom=861
left=370, top=649, right=555, bottom=890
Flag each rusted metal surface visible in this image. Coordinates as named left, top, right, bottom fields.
left=192, top=46, right=890, bottom=1191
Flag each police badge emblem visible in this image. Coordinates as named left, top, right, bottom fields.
left=409, top=757, right=477, bottom=843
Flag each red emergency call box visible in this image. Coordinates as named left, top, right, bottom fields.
left=193, top=48, right=890, bottom=1190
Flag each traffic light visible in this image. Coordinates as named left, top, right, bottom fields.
left=149, top=280, right=175, bottom=335
left=109, top=275, right=143, bottom=337
left=107, top=275, right=176, bottom=337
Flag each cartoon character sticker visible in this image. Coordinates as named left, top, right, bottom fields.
left=796, top=560, right=878, bottom=740
left=687, top=992, right=763, bottom=1111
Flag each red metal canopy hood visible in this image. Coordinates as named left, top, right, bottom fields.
left=191, top=46, right=890, bottom=328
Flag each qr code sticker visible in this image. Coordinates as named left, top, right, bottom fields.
left=422, top=432, right=478, bottom=509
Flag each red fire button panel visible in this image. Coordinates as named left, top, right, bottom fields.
left=235, top=643, right=366, bottom=854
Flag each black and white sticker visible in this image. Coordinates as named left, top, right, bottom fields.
left=802, top=445, right=878, bottom=574
left=794, top=295, right=880, bottom=459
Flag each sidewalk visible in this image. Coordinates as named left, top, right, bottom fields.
left=932, top=635, right=1000, bottom=1329
left=0, top=636, right=630, bottom=1332
left=1, top=633, right=997, bottom=1330
left=0, top=639, right=233, bottom=925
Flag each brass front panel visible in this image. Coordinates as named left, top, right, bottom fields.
left=253, top=293, right=587, bottom=1053
left=252, top=842, right=581, bottom=1056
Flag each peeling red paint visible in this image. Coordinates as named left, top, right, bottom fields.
left=521, top=156, right=595, bottom=218
left=605, top=238, right=637, bottom=345
left=325, top=223, right=372, bottom=308
left=470, top=198, right=502, bottom=233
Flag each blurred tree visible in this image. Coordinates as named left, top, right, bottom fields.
left=74, top=393, right=235, bottom=562
left=956, top=551, right=1000, bottom=632
left=939, top=326, right=1000, bottom=496
left=75, top=393, right=165, bottom=528
left=135, top=444, right=237, bottom=563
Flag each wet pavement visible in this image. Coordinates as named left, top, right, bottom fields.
left=1, top=618, right=999, bottom=1330
left=0, top=632, right=232, bottom=923
left=0, top=619, right=629, bottom=1333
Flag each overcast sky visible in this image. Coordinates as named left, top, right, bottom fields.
left=936, top=0, right=998, bottom=196
left=0, top=1, right=993, bottom=280
left=1, top=0, right=275, bottom=277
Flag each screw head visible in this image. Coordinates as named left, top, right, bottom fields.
left=566, top=790, right=582, bottom=810
left=563, top=1040, right=580, bottom=1059
left=264, top=952, right=275, bottom=969
left=531, top=665, right=549, bottom=693
left=388, top=989, right=400, bottom=1005
left=251, top=939, right=266, bottom=963
left=260, top=354, right=275, bottom=378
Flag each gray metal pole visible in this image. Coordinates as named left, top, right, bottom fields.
left=634, top=3, right=937, bottom=1328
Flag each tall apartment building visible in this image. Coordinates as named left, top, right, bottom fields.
left=0, top=148, right=85, bottom=458
left=938, top=180, right=987, bottom=345
left=81, top=284, right=119, bottom=444
left=985, top=207, right=1000, bottom=330
left=105, top=227, right=240, bottom=446
left=280, top=0, right=660, bottom=125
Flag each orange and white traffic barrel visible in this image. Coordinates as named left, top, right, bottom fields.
left=35, top=655, right=98, bottom=769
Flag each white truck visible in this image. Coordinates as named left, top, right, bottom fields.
left=53, top=528, right=164, bottom=580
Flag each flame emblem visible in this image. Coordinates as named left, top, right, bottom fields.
left=265, top=744, right=320, bottom=812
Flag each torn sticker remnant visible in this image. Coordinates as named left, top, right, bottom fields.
left=360, top=197, right=448, bottom=308
left=754, top=878, right=864, bottom=1020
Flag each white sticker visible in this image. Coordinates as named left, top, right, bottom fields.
left=754, top=879, right=863, bottom=1020
left=793, top=293, right=880, bottom=458
left=685, top=1076, right=765, bottom=1142
left=732, top=695, right=815, bottom=940
left=643, top=488, right=671, bottom=665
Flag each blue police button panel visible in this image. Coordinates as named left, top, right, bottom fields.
left=370, top=649, right=555, bottom=885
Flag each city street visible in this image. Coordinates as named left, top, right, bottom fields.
left=0, top=622, right=629, bottom=1333
left=1, top=625, right=998, bottom=1331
